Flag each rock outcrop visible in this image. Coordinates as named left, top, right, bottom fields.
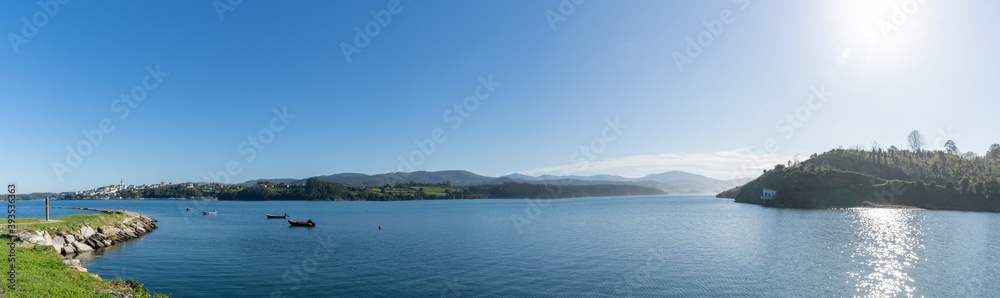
left=4, top=211, right=158, bottom=256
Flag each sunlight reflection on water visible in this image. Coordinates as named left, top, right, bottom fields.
left=848, top=208, right=924, bottom=297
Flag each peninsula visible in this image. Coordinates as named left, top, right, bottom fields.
left=718, top=143, right=1000, bottom=212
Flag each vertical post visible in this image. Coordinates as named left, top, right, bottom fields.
left=45, top=197, right=49, bottom=221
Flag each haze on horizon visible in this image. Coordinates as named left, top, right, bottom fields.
left=2, top=0, right=998, bottom=193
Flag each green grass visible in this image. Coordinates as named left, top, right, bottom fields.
left=379, top=186, right=460, bottom=197
left=15, top=214, right=132, bottom=236
left=0, top=242, right=166, bottom=297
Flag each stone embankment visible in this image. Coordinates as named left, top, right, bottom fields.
left=7, top=208, right=158, bottom=271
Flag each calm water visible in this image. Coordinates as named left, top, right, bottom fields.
left=14, top=196, right=1000, bottom=297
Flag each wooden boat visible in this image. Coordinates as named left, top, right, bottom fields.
left=288, top=219, right=315, bottom=227
left=203, top=210, right=218, bottom=215
left=266, top=213, right=288, bottom=219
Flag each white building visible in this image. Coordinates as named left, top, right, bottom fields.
left=761, top=188, right=776, bottom=200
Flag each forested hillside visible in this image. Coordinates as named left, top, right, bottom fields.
left=720, top=140, right=1000, bottom=211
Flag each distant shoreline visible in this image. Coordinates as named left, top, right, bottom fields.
left=21, top=193, right=732, bottom=202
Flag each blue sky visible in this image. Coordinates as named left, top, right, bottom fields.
left=2, top=0, right=998, bottom=193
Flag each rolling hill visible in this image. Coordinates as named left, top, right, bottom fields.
left=242, top=170, right=748, bottom=194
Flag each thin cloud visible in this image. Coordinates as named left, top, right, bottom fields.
left=514, top=148, right=793, bottom=180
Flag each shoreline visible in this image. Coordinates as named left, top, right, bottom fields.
left=3, top=207, right=162, bottom=296
left=25, top=193, right=707, bottom=202
left=6, top=208, right=159, bottom=293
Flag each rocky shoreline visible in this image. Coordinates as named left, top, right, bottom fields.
left=8, top=208, right=158, bottom=272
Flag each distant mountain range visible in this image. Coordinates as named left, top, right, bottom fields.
left=242, top=170, right=752, bottom=195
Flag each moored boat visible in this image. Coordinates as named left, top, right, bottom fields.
left=288, top=219, right=315, bottom=227
left=203, top=210, right=218, bottom=215
left=267, top=213, right=288, bottom=219
left=186, top=208, right=193, bottom=211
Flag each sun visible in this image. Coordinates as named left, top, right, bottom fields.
left=839, top=0, right=897, bottom=44
left=827, top=0, right=933, bottom=71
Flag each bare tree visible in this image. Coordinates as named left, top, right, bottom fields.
left=907, top=130, right=926, bottom=152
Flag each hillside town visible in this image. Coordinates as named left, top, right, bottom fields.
left=53, top=180, right=232, bottom=200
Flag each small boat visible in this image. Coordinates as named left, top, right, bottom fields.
left=288, top=219, right=315, bottom=227
left=186, top=208, right=193, bottom=211
left=267, top=213, right=288, bottom=219
left=203, top=210, right=218, bottom=215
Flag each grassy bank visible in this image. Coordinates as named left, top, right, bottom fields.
left=0, top=243, right=164, bottom=297
left=2, top=213, right=165, bottom=297
left=14, top=213, right=131, bottom=235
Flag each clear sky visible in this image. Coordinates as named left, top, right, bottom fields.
left=2, top=0, right=998, bottom=193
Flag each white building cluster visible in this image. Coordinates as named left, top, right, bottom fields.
left=73, top=180, right=170, bottom=199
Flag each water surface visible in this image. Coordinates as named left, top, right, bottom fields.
left=15, top=196, right=1000, bottom=297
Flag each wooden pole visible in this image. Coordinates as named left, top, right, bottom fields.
left=45, top=197, right=49, bottom=221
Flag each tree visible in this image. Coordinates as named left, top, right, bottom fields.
left=987, top=144, right=1000, bottom=161
left=975, top=182, right=986, bottom=196
left=944, top=140, right=959, bottom=155
left=908, top=130, right=926, bottom=152
left=962, top=152, right=980, bottom=160
left=985, top=178, right=1000, bottom=199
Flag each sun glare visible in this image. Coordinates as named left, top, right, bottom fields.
left=830, top=0, right=936, bottom=74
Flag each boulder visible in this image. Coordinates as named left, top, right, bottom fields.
left=51, top=235, right=65, bottom=252
left=102, top=240, right=112, bottom=247
left=100, top=227, right=119, bottom=238
left=91, top=235, right=108, bottom=248
left=79, top=226, right=96, bottom=238
left=64, top=235, right=76, bottom=243
left=72, top=241, right=93, bottom=252
left=61, top=245, right=75, bottom=255
left=63, top=259, right=87, bottom=272
left=121, top=229, right=137, bottom=239
left=84, top=238, right=99, bottom=249
left=24, top=231, right=46, bottom=245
